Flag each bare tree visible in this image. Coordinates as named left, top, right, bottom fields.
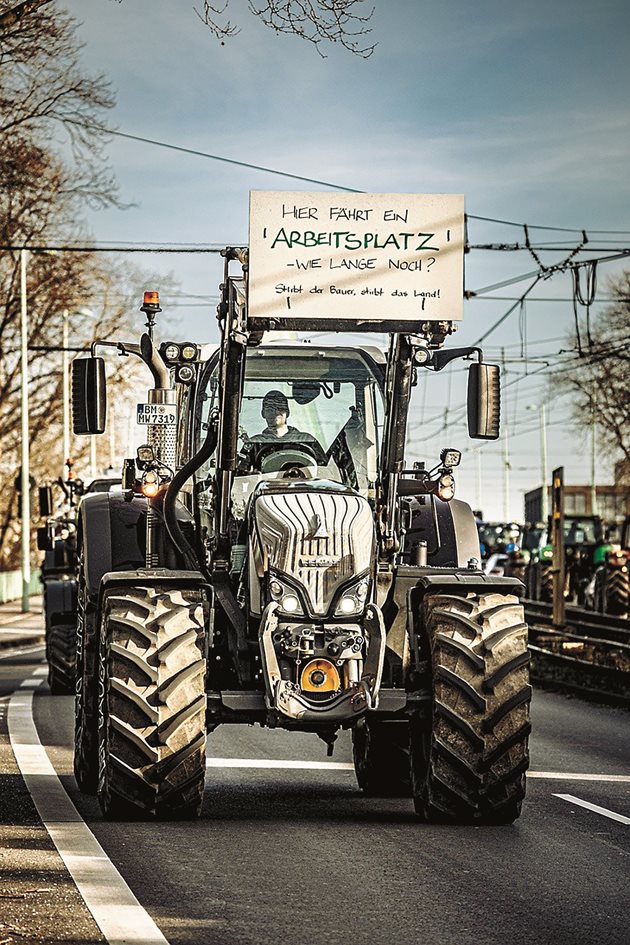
left=0, top=2, right=177, bottom=568
left=0, top=0, right=119, bottom=206
left=129, top=0, right=377, bottom=56
left=551, top=271, right=630, bottom=470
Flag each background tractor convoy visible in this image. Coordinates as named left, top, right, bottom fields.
left=32, top=191, right=628, bottom=826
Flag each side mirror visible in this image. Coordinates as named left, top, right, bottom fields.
left=72, top=357, right=107, bottom=435
left=38, top=485, right=53, bottom=518
left=468, top=363, right=500, bottom=439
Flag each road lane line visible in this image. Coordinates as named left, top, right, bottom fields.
left=529, top=771, right=630, bottom=783
left=205, top=759, right=630, bottom=782
left=33, top=666, right=48, bottom=676
left=8, top=684, right=170, bottom=945
left=554, top=794, right=630, bottom=825
left=207, top=757, right=355, bottom=770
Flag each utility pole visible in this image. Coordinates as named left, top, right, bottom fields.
left=20, top=249, right=31, bottom=612
left=109, top=402, right=116, bottom=468
left=501, top=348, right=510, bottom=520
left=590, top=400, right=597, bottom=515
left=551, top=466, right=565, bottom=627
left=540, top=403, right=548, bottom=521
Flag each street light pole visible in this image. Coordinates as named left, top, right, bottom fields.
left=62, top=308, right=69, bottom=472
left=20, top=249, right=31, bottom=613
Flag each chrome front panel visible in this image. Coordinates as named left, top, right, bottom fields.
left=253, top=489, right=374, bottom=615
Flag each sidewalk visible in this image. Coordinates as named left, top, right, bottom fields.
left=0, top=594, right=44, bottom=651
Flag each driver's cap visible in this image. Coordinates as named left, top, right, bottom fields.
left=262, top=390, right=289, bottom=415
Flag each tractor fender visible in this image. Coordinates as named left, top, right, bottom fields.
left=79, top=491, right=147, bottom=597
left=449, top=499, right=483, bottom=567
left=43, top=576, right=77, bottom=624
left=402, top=495, right=481, bottom=567
left=79, top=490, right=198, bottom=597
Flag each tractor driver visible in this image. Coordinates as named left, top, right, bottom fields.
left=239, top=389, right=322, bottom=471
left=249, top=390, right=314, bottom=443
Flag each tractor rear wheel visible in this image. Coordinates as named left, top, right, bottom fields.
left=410, top=591, right=531, bottom=824
left=352, top=718, right=411, bottom=796
left=47, top=621, right=76, bottom=695
left=539, top=564, right=553, bottom=602
left=97, top=585, right=207, bottom=820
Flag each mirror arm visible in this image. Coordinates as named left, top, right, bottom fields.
left=428, top=345, right=483, bottom=372
left=90, top=336, right=170, bottom=388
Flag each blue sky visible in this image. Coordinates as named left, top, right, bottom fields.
left=58, top=0, right=630, bottom=519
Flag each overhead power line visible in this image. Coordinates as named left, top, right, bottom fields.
left=467, top=214, right=630, bottom=235
left=0, top=244, right=223, bottom=253
left=66, top=120, right=362, bottom=193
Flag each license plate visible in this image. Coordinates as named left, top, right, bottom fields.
left=136, top=403, right=178, bottom=426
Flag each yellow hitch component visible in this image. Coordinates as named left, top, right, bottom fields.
left=300, top=659, right=341, bottom=693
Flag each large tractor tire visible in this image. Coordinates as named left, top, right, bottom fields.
left=47, top=621, right=76, bottom=695
left=74, top=555, right=99, bottom=794
left=97, top=585, right=207, bottom=820
left=605, top=566, right=630, bottom=617
left=539, top=564, right=553, bottom=602
left=410, top=591, right=531, bottom=825
left=352, top=718, right=411, bottom=797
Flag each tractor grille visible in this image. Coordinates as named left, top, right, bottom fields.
left=254, top=489, right=374, bottom=615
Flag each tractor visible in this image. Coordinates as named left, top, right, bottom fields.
left=70, top=239, right=531, bottom=824
left=524, top=514, right=604, bottom=605
left=589, top=516, right=630, bottom=617
left=37, top=463, right=121, bottom=694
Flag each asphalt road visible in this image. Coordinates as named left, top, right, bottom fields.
left=1, top=644, right=629, bottom=945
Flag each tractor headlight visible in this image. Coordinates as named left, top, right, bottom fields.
left=437, top=472, right=455, bottom=501
left=334, top=578, right=369, bottom=617
left=268, top=578, right=304, bottom=616
left=164, top=343, right=180, bottom=362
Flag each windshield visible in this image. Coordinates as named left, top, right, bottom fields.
left=195, top=346, right=384, bottom=515
left=563, top=518, right=601, bottom=544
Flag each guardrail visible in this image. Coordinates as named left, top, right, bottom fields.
left=524, top=599, right=630, bottom=705
left=0, top=570, right=41, bottom=604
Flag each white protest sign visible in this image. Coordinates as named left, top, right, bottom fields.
left=248, top=192, right=464, bottom=322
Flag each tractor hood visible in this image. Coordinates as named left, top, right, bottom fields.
left=250, top=479, right=375, bottom=618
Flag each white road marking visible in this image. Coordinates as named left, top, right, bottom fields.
left=8, top=683, right=169, bottom=945
left=20, top=678, right=41, bottom=688
left=554, top=794, right=630, bottom=825
left=33, top=666, right=48, bottom=676
left=529, top=771, right=630, bottom=783
left=207, top=757, right=354, bottom=770
left=205, top=759, right=630, bottom=782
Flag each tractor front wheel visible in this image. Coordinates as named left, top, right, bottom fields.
left=410, top=591, right=531, bottom=824
left=97, top=585, right=207, bottom=820
left=605, top=566, right=630, bottom=617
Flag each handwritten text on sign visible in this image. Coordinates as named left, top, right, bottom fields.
left=248, top=192, right=464, bottom=322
